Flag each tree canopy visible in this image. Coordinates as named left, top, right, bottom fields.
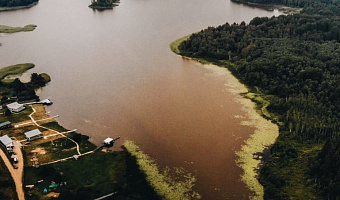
left=0, top=0, right=38, bottom=7
left=178, top=0, right=340, bottom=199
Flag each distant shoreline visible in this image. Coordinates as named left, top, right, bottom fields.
left=88, top=4, right=118, bottom=9
left=231, top=0, right=302, bottom=14
left=0, top=2, right=38, bottom=12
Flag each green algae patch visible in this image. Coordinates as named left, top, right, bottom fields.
left=235, top=102, right=279, bottom=200
left=124, top=140, right=201, bottom=200
left=170, top=35, right=280, bottom=199
left=199, top=63, right=279, bottom=199
left=0, top=24, right=37, bottom=33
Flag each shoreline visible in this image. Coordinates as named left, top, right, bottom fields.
left=230, top=0, right=302, bottom=14
left=170, top=38, right=279, bottom=199
left=0, top=64, right=160, bottom=199
left=0, top=2, right=38, bottom=12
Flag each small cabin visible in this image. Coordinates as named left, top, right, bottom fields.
left=7, top=102, right=25, bottom=113
left=0, top=121, right=11, bottom=129
left=0, top=135, right=13, bottom=150
left=103, top=136, right=120, bottom=147
left=25, top=129, right=42, bottom=141
left=104, top=138, right=114, bottom=146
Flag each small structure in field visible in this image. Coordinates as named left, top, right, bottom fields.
left=25, top=129, right=42, bottom=141
left=7, top=102, right=25, bottom=113
left=0, top=121, right=11, bottom=129
left=0, top=135, right=13, bottom=150
left=73, top=155, right=79, bottom=160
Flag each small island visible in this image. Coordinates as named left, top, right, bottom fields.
left=89, top=0, right=120, bottom=9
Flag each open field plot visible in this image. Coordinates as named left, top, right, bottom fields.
left=0, top=107, right=33, bottom=124
left=24, top=138, right=78, bottom=167
left=24, top=150, right=159, bottom=200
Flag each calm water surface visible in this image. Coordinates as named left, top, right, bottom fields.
left=0, top=0, right=280, bottom=199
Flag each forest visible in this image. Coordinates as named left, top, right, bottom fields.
left=178, top=0, right=340, bottom=199
left=0, top=0, right=38, bottom=7
left=89, top=0, right=119, bottom=9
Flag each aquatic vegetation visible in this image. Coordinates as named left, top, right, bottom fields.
left=203, top=63, right=279, bottom=200
left=0, top=63, right=34, bottom=80
left=0, top=24, right=36, bottom=33
left=124, top=140, right=201, bottom=200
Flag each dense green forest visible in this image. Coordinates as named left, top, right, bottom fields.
left=178, top=0, right=340, bottom=199
left=232, top=0, right=332, bottom=8
left=0, top=0, right=38, bottom=7
left=89, top=0, right=119, bottom=9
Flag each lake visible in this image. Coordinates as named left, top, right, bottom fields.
left=0, top=0, right=280, bottom=198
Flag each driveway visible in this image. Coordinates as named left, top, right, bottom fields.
left=0, top=140, right=25, bottom=200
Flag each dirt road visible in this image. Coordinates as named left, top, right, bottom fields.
left=0, top=140, right=25, bottom=200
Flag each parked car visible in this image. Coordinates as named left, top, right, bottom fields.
left=12, top=157, right=18, bottom=163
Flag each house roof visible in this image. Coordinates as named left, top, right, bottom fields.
left=25, top=129, right=42, bottom=138
left=0, top=135, right=13, bottom=146
left=104, top=138, right=114, bottom=144
left=7, top=102, right=24, bottom=110
left=0, top=121, right=11, bottom=128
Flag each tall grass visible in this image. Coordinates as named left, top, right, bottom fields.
left=0, top=24, right=36, bottom=33
left=170, top=35, right=191, bottom=54
left=124, top=140, right=201, bottom=200
left=0, top=63, right=34, bottom=80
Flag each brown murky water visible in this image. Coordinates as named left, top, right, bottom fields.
left=0, top=0, right=280, bottom=199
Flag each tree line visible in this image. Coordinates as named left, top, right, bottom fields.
left=178, top=0, right=340, bottom=199
left=0, top=0, right=38, bottom=7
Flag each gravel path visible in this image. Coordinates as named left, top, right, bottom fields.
left=0, top=140, right=25, bottom=200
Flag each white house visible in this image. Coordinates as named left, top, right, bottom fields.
left=7, top=102, right=25, bottom=113
left=104, top=138, right=114, bottom=145
left=0, top=135, right=13, bottom=150
left=24, top=129, right=42, bottom=141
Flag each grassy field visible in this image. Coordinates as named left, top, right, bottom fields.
left=24, top=149, right=160, bottom=200
left=0, top=24, right=36, bottom=33
left=0, top=63, right=34, bottom=80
